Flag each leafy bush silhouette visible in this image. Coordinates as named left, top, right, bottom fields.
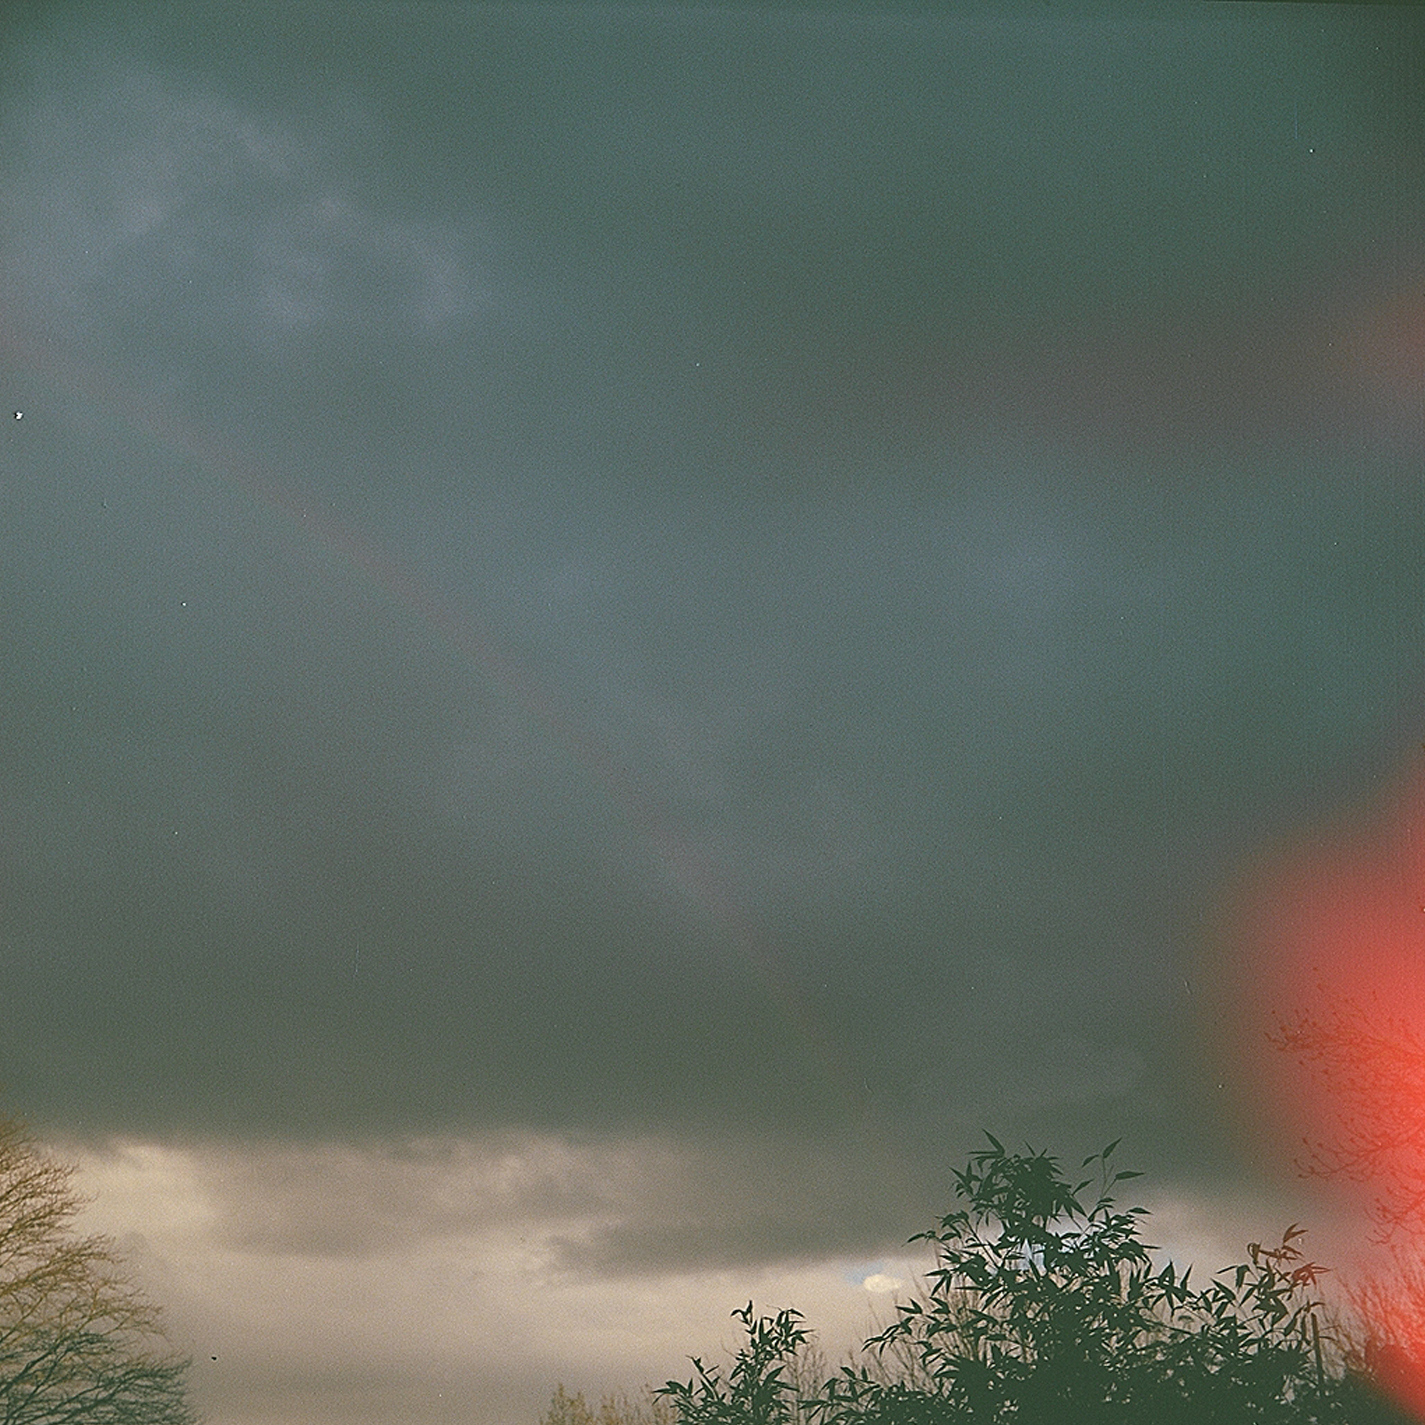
left=658, top=1302, right=813, bottom=1425
left=643, top=1137, right=1412, bottom=1425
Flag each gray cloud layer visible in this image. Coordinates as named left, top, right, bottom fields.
left=1, top=1, right=1423, bottom=1215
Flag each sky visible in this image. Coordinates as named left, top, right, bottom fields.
left=1, top=3, right=1425, bottom=1423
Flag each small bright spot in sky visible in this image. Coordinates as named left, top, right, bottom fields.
left=862, top=1273, right=904, bottom=1294
left=12, top=411, right=21, bottom=419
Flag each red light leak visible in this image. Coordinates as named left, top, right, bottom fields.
left=784, top=248, right=1425, bottom=465
left=1228, top=754, right=1425, bottom=1417
left=1325, top=270, right=1425, bottom=457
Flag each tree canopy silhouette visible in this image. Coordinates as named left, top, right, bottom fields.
left=0, top=1113, right=195, bottom=1425
left=640, top=1136, right=1412, bottom=1425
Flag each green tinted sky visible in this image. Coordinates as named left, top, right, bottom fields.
left=1, top=5, right=1423, bottom=1422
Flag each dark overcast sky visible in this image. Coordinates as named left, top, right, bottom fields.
left=2, top=5, right=1424, bottom=1422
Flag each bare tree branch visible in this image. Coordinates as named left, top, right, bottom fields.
left=0, top=1114, right=195, bottom=1425
left=1271, top=991, right=1425, bottom=1242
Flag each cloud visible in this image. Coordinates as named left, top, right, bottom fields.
left=65, top=1131, right=940, bottom=1425
left=67, top=1126, right=938, bottom=1279
left=63, top=1130, right=1340, bottom=1425
left=248, top=189, right=485, bottom=340
left=2, top=55, right=488, bottom=366
left=3, top=0, right=1422, bottom=1205
left=184, top=1137, right=609, bottom=1259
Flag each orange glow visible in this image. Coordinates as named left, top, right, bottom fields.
left=1229, top=756, right=1425, bottom=1416
left=1313, top=262, right=1425, bottom=453
left=1340, top=284, right=1425, bottom=414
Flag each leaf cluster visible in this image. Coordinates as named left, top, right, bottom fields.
left=658, top=1304, right=812, bottom=1425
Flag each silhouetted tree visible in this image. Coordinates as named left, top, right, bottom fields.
left=1272, top=994, right=1425, bottom=1416
left=808, top=1137, right=1381, bottom=1424
left=644, top=1137, right=1411, bottom=1425
left=0, top=1113, right=196, bottom=1425
left=1273, top=992, right=1425, bottom=1241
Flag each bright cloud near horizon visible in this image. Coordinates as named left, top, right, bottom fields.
left=2, top=4, right=1424, bottom=1424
